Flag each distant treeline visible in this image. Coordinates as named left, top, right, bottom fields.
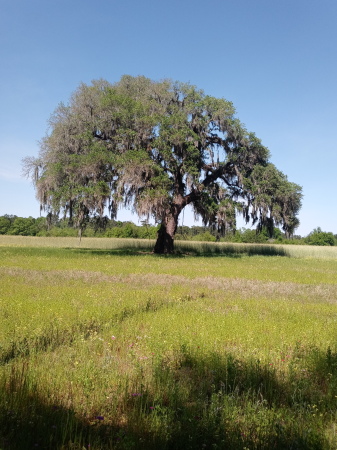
left=0, top=215, right=336, bottom=246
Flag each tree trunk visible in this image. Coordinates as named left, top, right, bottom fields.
left=153, top=212, right=179, bottom=254
left=153, top=190, right=197, bottom=254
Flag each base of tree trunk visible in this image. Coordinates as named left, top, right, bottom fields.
left=153, top=224, right=174, bottom=254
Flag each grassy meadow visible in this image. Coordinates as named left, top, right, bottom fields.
left=1, top=236, right=337, bottom=449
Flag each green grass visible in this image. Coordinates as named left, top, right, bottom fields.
left=2, top=234, right=337, bottom=259
left=1, top=237, right=337, bottom=449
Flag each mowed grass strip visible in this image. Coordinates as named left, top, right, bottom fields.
left=1, top=240, right=337, bottom=449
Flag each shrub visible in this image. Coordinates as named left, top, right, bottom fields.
left=191, top=231, right=217, bottom=242
left=305, top=227, right=336, bottom=246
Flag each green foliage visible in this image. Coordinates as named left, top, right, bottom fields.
left=240, top=228, right=269, bottom=243
left=4, top=216, right=46, bottom=236
left=0, top=215, right=12, bottom=234
left=305, top=227, right=336, bottom=246
left=190, top=231, right=217, bottom=242
left=24, top=75, right=302, bottom=253
left=222, top=227, right=275, bottom=244
left=104, top=221, right=158, bottom=239
left=41, top=227, right=78, bottom=237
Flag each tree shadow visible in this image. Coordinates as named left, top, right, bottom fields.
left=1, top=241, right=291, bottom=259
left=137, top=348, right=328, bottom=449
left=1, top=347, right=331, bottom=449
left=0, top=387, right=123, bottom=449
left=66, top=242, right=290, bottom=259
left=71, top=247, right=188, bottom=258
left=175, top=242, right=290, bottom=257
left=0, top=360, right=132, bottom=450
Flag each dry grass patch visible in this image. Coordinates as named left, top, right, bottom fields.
left=1, top=266, right=337, bottom=303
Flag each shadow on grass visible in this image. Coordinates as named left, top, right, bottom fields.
left=1, top=241, right=291, bottom=259
left=136, top=348, right=329, bottom=450
left=1, top=347, right=332, bottom=449
left=0, top=378, right=122, bottom=449
left=175, top=242, right=290, bottom=258
left=68, top=243, right=290, bottom=259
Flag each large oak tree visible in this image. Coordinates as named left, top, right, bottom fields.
left=24, top=75, right=302, bottom=253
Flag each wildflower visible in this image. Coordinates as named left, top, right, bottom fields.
left=96, top=416, right=104, bottom=421
left=111, top=336, right=116, bottom=340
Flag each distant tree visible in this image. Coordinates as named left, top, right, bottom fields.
left=305, top=227, right=336, bottom=246
left=236, top=228, right=269, bottom=244
left=192, top=231, right=217, bottom=242
left=24, top=75, right=302, bottom=253
left=8, top=217, right=39, bottom=236
left=0, top=216, right=12, bottom=234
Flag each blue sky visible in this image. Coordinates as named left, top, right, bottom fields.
left=1, top=0, right=336, bottom=236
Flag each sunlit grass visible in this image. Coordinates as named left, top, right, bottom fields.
left=1, top=237, right=337, bottom=449
left=2, top=234, right=337, bottom=259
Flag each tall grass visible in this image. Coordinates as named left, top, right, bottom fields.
left=1, top=235, right=337, bottom=259
left=1, top=238, right=337, bottom=448
left=0, top=235, right=155, bottom=251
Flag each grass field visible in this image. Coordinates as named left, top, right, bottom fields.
left=1, top=236, right=337, bottom=449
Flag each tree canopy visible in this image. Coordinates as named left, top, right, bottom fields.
left=24, top=75, right=302, bottom=253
